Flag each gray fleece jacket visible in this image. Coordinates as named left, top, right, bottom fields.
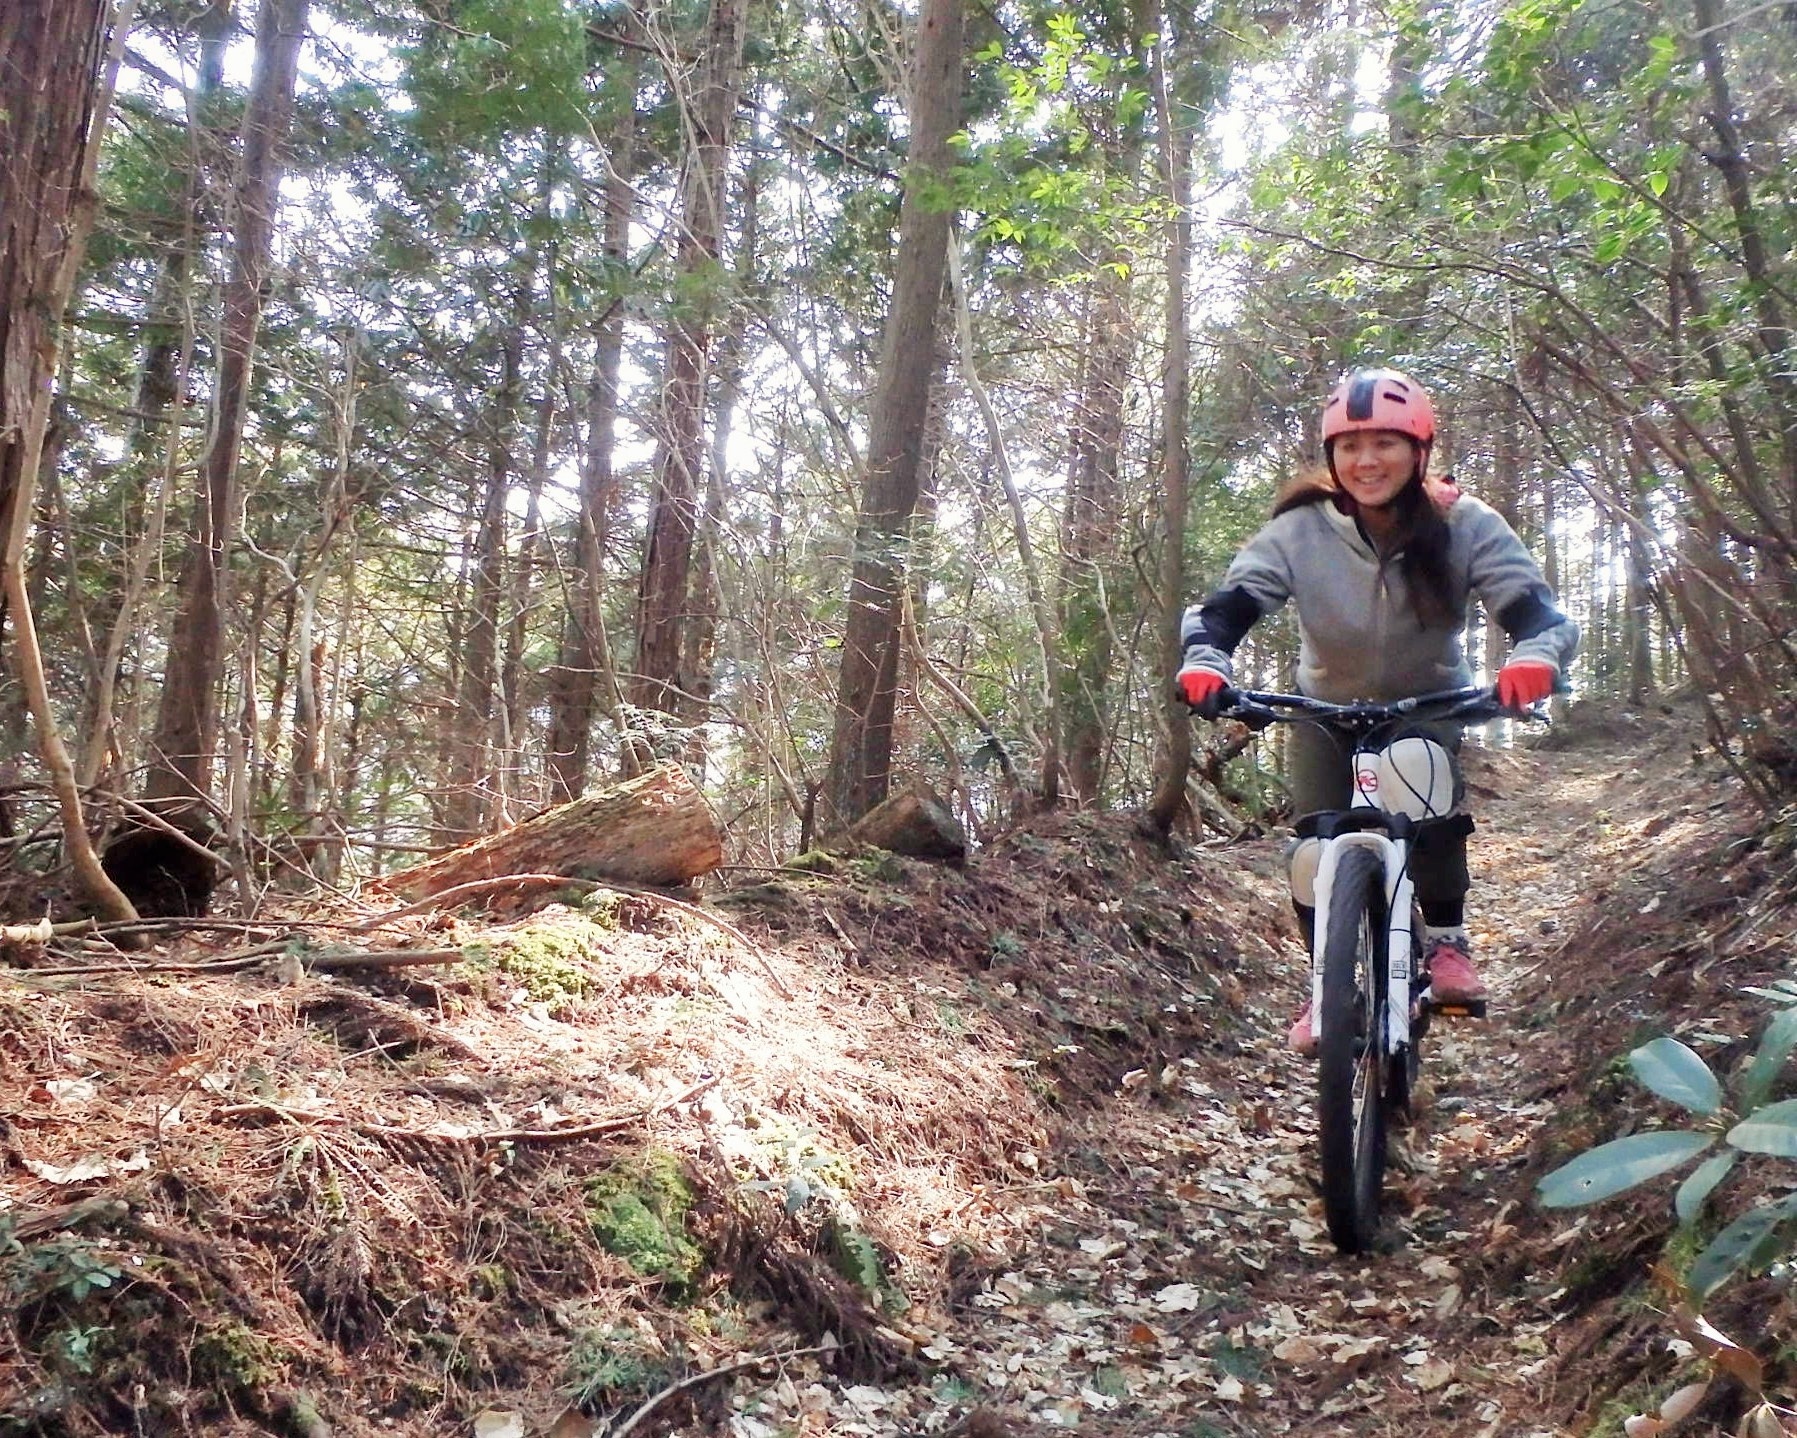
left=1180, top=493, right=1580, bottom=702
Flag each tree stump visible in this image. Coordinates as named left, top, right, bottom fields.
left=848, top=786, right=966, bottom=866
left=381, top=764, right=723, bottom=900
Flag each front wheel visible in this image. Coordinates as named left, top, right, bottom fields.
left=1317, top=844, right=1390, bottom=1254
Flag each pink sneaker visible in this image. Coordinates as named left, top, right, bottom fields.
left=1426, top=937, right=1487, bottom=1005
left=1288, top=1000, right=1317, bottom=1056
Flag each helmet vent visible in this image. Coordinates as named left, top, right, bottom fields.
left=1323, top=366, right=1435, bottom=443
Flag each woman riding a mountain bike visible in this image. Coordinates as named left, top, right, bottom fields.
left=1177, top=366, right=1580, bottom=1053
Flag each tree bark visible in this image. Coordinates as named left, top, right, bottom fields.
left=144, top=0, right=309, bottom=818
left=818, top=0, right=966, bottom=835
left=1691, top=0, right=1797, bottom=522
left=631, top=0, right=749, bottom=719
left=1061, top=267, right=1133, bottom=803
left=547, top=56, right=640, bottom=800
left=380, top=763, right=723, bottom=900
left=0, top=0, right=142, bottom=927
left=1143, top=12, right=1195, bottom=839
left=442, top=304, right=524, bottom=840
left=285, top=325, right=362, bottom=881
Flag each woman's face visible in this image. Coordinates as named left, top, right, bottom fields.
left=1332, top=429, right=1419, bottom=510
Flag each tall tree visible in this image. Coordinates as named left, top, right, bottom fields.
left=144, top=0, right=310, bottom=819
left=0, top=0, right=140, bottom=922
left=547, top=23, right=644, bottom=800
left=630, top=0, right=750, bottom=725
left=1143, top=3, right=1194, bottom=840
left=818, top=0, right=967, bottom=834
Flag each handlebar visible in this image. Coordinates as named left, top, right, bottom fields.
left=1207, top=684, right=1548, bottom=733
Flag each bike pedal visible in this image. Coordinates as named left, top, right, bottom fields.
left=1431, top=999, right=1488, bottom=1020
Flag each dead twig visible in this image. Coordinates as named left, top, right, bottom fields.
left=600, top=879, right=796, bottom=1001
left=14, top=942, right=462, bottom=979
left=607, top=1344, right=833, bottom=1438
left=17, top=941, right=289, bottom=977
left=216, top=1074, right=719, bottom=1147
left=352, top=873, right=573, bottom=927
left=301, top=948, right=466, bottom=972
left=7, top=1197, right=131, bottom=1242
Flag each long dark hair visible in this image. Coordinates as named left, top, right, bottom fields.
left=1271, top=463, right=1459, bottom=627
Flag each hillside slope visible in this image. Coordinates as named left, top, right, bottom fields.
left=2, top=696, right=1792, bottom=1438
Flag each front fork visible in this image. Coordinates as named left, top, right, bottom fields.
left=1308, top=831, right=1415, bottom=1067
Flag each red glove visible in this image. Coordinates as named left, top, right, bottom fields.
left=1177, top=665, right=1228, bottom=711
left=1497, top=660, right=1555, bottom=710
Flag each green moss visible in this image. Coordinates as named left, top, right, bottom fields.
left=585, top=1152, right=703, bottom=1299
left=470, top=1263, right=509, bottom=1299
left=1588, top=1389, right=1660, bottom=1438
left=850, top=849, right=904, bottom=883
left=473, top=916, right=619, bottom=1009
left=575, top=890, right=624, bottom=926
left=988, top=931, right=1023, bottom=964
left=712, top=881, right=803, bottom=910
left=738, top=1112, right=855, bottom=1192
left=413, top=1329, right=479, bottom=1383
left=190, top=1320, right=279, bottom=1393
left=562, top=1325, right=669, bottom=1410
left=783, top=849, right=843, bottom=875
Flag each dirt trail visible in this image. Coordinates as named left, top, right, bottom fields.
left=849, top=724, right=1658, bottom=1438
left=4, top=702, right=1786, bottom=1438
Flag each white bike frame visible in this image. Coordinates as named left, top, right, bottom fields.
left=1306, top=748, right=1420, bottom=1066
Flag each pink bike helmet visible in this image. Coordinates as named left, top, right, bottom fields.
left=1321, top=367, right=1436, bottom=445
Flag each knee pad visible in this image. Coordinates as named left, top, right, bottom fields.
left=1288, top=835, right=1323, bottom=907
left=1378, top=736, right=1457, bottom=819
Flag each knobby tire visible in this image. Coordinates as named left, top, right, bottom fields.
left=1317, top=845, right=1389, bottom=1254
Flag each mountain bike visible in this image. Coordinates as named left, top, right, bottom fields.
left=1207, top=684, right=1544, bottom=1253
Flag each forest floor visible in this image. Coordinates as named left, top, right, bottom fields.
left=4, top=693, right=1797, bottom=1438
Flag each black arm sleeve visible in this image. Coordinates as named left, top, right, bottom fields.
left=1495, top=590, right=1571, bottom=644
left=1182, top=585, right=1264, bottom=655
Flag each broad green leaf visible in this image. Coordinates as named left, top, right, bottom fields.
left=1593, top=232, right=1628, bottom=264
left=1740, top=1006, right=1797, bottom=1111
left=1726, top=1098, right=1797, bottom=1155
left=1547, top=170, right=1583, bottom=204
left=1536, top=1130, right=1714, bottom=1208
left=1630, top=1037, right=1721, bottom=1115
left=1675, top=1150, right=1737, bottom=1224
left=1686, top=1191, right=1797, bottom=1302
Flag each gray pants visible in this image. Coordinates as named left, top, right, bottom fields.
left=1287, top=720, right=1471, bottom=919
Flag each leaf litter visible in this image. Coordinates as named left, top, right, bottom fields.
left=1, top=696, right=1794, bottom=1434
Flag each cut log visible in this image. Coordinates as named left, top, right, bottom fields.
left=848, top=786, right=966, bottom=865
left=381, top=763, right=723, bottom=901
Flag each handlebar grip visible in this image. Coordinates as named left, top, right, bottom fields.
left=1193, top=684, right=1233, bottom=721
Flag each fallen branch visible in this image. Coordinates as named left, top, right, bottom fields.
left=607, top=1344, right=834, bottom=1438
left=602, top=879, right=795, bottom=1001
left=353, top=873, right=575, bottom=928
left=98, top=791, right=234, bottom=872
left=216, top=1074, right=719, bottom=1148
left=8, top=1197, right=131, bottom=1242
left=1, top=919, right=56, bottom=946
left=16, top=942, right=288, bottom=978
left=16, top=943, right=462, bottom=979
left=300, top=947, right=466, bottom=972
